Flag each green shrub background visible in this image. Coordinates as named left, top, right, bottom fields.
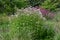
left=0, top=0, right=60, bottom=15
left=0, top=12, right=55, bottom=40
left=0, top=0, right=60, bottom=40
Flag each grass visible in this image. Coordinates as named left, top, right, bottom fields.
left=0, top=9, right=60, bottom=40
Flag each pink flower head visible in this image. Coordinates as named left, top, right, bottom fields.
left=40, top=7, right=50, bottom=16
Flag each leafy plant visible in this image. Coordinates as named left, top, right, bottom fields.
left=0, top=0, right=16, bottom=15
left=14, top=0, right=28, bottom=9
left=0, top=16, right=10, bottom=40
left=41, top=0, right=60, bottom=11
left=28, top=0, right=44, bottom=7
left=9, top=12, right=55, bottom=40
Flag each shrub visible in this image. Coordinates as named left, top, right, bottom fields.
left=54, top=33, right=60, bottom=40
left=40, top=7, right=55, bottom=20
left=9, top=12, right=55, bottom=40
left=0, top=0, right=16, bottom=15
left=28, top=0, right=44, bottom=7
left=0, top=0, right=5, bottom=14
left=0, top=0, right=29, bottom=15
left=15, top=0, right=28, bottom=9
left=0, top=16, right=10, bottom=40
left=32, top=20, right=55, bottom=40
left=41, top=0, right=60, bottom=11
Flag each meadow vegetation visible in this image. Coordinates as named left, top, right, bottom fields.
left=0, top=0, right=60, bottom=40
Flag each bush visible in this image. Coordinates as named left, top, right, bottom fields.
left=0, top=16, right=10, bottom=40
left=15, top=0, right=28, bottom=9
left=0, top=0, right=29, bottom=15
left=0, top=0, right=5, bottom=13
left=54, top=33, right=60, bottom=40
left=28, top=0, right=44, bottom=7
left=32, top=20, right=55, bottom=40
left=41, top=0, right=60, bottom=11
left=0, top=0, right=16, bottom=15
left=9, top=12, right=55, bottom=40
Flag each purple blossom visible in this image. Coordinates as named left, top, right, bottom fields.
left=40, top=7, right=50, bottom=16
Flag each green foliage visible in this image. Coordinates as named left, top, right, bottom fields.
left=41, top=0, right=60, bottom=11
left=54, top=32, right=60, bottom=40
left=0, top=0, right=60, bottom=40
left=28, top=0, right=44, bottom=7
left=1, top=11, right=60, bottom=40
left=0, top=0, right=5, bottom=13
left=0, top=0, right=16, bottom=15
left=9, top=13, right=55, bottom=40
left=0, top=0, right=29, bottom=15
left=28, top=0, right=60, bottom=11
left=0, top=16, right=10, bottom=40
left=15, top=0, right=28, bottom=9
left=32, top=20, right=55, bottom=40
left=0, top=0, right=60, bottom=15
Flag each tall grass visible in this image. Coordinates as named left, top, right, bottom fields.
left=0, top=9, right=59, bottom=40
left=9, top=12, right=55, bottom=40
left=0, top=16, right=10, bottom=40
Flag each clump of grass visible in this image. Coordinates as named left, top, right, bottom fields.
left=9, top=12, right=55, bottom=40
left=0, top=16, right=10, bottom=40
left=0, top=8, right=56, bottom=40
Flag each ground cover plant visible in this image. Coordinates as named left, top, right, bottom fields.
left=0, top=10, right=56, bottom=40
left=0, top=0, right=60, bottom=40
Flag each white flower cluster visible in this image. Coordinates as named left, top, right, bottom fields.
left=10, top=7, right=46, bottom=20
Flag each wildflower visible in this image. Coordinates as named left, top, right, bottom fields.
left=40, top=7, right=50, bottom=16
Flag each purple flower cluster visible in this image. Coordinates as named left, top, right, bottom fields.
left=21, top=6, right=55, bottom=19
left=39, top=7, right=55, bottom=19
left=40, top=7, right=49, bottom=16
